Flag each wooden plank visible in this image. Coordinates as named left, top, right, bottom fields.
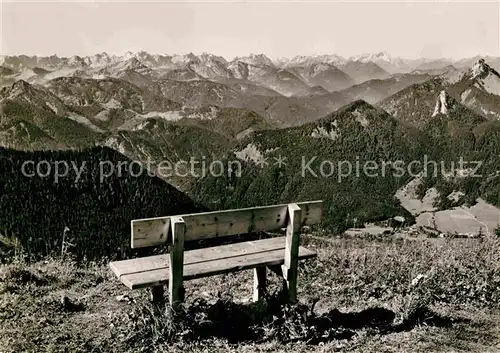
left=132, top=216, right=170, bottom=248
left=283, top=203, right=301, bottom=303
left=253, top=267, right=267, bottom=302
left=110, top=253, right=168, bottom=277
left=112, top=237, right=287, bottom=278
left=169, top=216, right=185, bottom=308
left=120, top=246, right=316, bottom=289
left=131, top=200, right=323, bottom=248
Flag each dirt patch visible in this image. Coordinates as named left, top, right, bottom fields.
left=0, top=266, right=54, bottom=287
left=344, top=224, right=393, bottom=237
left=416, top=198, right=500, bottom=236
left=395, top=177, right=439, bottom=216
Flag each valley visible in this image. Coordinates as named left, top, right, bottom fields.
left=1, top=52, right=500, bottom=240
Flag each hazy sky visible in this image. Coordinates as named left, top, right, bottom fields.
left=1, top=0, right=499, bottom=60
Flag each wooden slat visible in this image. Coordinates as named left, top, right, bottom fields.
left=109, top=237, right=316, bottom=289
left=112, top=237, right=287, bottom=278
left=131, top=200, right=323, bottom=248
left=132, top=216, right=170, bottom=248
left=121, top=247, right=315, bottom=289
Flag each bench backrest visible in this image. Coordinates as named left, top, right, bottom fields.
left=131, top=200, right=323, bottom=248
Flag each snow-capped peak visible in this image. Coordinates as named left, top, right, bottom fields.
left=249, top=54, right=274, bottom=66
left=83, top=52, right=114, bottom=67
left=432, top=90, right=452, bottom=117
left=123, top=57, right=144, bottom=69
left=347, top=52, right=417, bottom=73
left=370, top=51, right=391, bottom=61
left=171, top=53, right=197, bottom=64
left=281, top=54, right=346, bottom=68
left=123, top=51, right=134, bottom=59
left=351, top=51, right=393, bottom=63
left=68, top=55, right=85, bottom=67
left=311, top=62, right=333, bottom=73
left=472, top=59, right=489, bottom=78
left=198, top=53, right=228, bottom=65
left=470, top=59, right=500, bottom=96
left=234, top=54, right=274, bottom=67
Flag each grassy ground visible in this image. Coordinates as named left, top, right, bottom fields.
left=1, top=233, right=500, bottom=352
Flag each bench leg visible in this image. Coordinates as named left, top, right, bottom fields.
left=267, top=264, right=290, bottom=300
left=151, top=285, right=164, bottom=303
left=170, top=216, right=185, bottom=310
left=284, top=204, right=301, bottom=304
left=253, top=267, right=267, bottom=302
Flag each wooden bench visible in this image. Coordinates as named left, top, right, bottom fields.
left=109, top=200, right=323, bottom=308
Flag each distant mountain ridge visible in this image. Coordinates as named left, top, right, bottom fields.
left=2, top=56, right=498, bottom=157
left=3, top=51, right=497, bottom=73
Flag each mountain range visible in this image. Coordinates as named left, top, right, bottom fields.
left=3, top=51, right=498, bottom=79
left=1, top=51, right=500, bottom=251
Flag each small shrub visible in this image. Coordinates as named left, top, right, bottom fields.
left=0, top=232, right=24, bottom=262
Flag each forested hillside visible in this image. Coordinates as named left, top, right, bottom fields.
left=0, top=146, right=199, bottom=260
left=190, top=99, right=500, bottom=232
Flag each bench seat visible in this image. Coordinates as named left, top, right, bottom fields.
left=110, top=236, right=316, bottom=290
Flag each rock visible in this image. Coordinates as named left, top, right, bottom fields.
left=411, top=274, right=428, bottom=287
left=60, top=294, right=71, bottom=308
left=115, top=294, right=130, bottom=302
left=311, top=297, right=331, bottom=316
left=60, top=294, right=84, bottom=312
